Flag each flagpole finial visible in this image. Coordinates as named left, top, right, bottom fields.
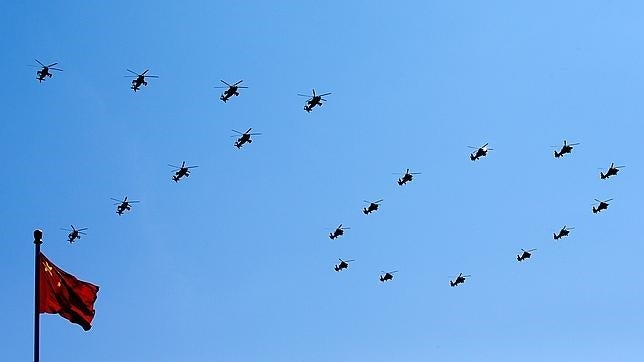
left=34, top=229, right=43, bottom=245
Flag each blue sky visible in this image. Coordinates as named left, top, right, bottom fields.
left=1, top=1, right=643, bottom=361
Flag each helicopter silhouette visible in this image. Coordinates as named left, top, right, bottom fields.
left=450, top=273, right=470, bottom=287
left=334, top=259, right=355, bottom=272
left=33, top=59, right=63, bottom=82
left=600, top=163, right=624, bottom=180
left=553, top=140, right=579, bottom=158
left=517, top=249, right=536, bottom=262
left=215, top=80, right=247, bottom=102
left=469, top=143, right=492, bottom=161
left=111, top=197, right=139, bottom=215
left=169, top=161, right=199, bottom=182
left=363, top=199, right=383, bottom=215
left=329, top=224, right=350, bottom=240
left=396, top=169, right=421, bottom=186
left=298, top=89, right=331, bottom=112
left=232, top=128, right=261, bottom=149
left=60, top=225, right=87, bottom=243
left=592, top=198, right=613, bottom=214
left=125, top=69, right=159, bottom=92
left=553, top=225, right=574, bottom=240
left=379, top=270, right=398, bottom=282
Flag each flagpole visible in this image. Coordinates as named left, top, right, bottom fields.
left=34, top=229, right=42, bottom=362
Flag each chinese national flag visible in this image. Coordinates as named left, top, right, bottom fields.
left=39, top=252, right=99, bottom=331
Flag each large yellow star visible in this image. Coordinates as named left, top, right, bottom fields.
left=43, top=261, right=53, bottom=277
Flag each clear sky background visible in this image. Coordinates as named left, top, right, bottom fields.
left=1, top=1, right=643, bottom=361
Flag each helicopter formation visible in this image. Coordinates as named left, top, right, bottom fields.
left=39, top=62, right=629, bottom=289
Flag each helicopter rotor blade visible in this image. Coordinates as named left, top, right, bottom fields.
left=168, top=164, right=181, bottom=168
left=319, top=92, right=332, bottom=97
left=245, top=128, right=252, bottom=134
left=49, top=67, right=63, bottom=71
left=237, top=86, right=248, bottom=89
left=187, top=165, right=199, bottom=169
left=47, top=62, right=58, bottom=67
left=344, top=259, right=355, bottom=263
left=374, top=199, right=384, bottom=203
left=604, top=199, right=614, bottom=202
left=312, top=89, right=316, bottom=96
left=233, top=80, right=243, bottom=86
left=145, top=75, right=159, bottom=78
left=35, top=59, right=45, bottom=67
left=110, top=198, right=122, bottom=202
left=220, top=80, right=232, bottom=87
left=126, top=69, right=139, bottom=75
left=527, top=249, right=537, bottom=252
left=390, top=270, right=399, bottom=274
left=231, top=129, right=243, bottom=135
left=249, top=133, right=262, bottom=136
left=142, top=69, right=150, bottom=75
left=297, top=94, right=311, bottom=97
left=569, top=143, right=580, bottom=146
left=77, top=228, right=88, bottom=231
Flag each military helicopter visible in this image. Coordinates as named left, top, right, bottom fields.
left=215, top=80, right=247, bottom=102
left=600, top=163, right=625, bottom=180
left=111, top=197, right=139, bottom=215
left=168, top=161, right=199, bottom=182
left=363, top=199, right=383, bottom=215
left=553, top=140, right=579, bottom=158
left=469, top=143, right=493, bottom=161
left=517, top=248, right=536, bottom=262
left=450, top=273, right=470, bottom=287
left=379, top=270, right=398, bottom=282
left=232, top=128, right=261, bottom=149
left=60, top=225, right=87, bottom=243
left=334, top=259, right=355, bottom=272
left=329, top=224, right=350, bottom=240
left=396, top=169, right=421, bottom=186
left=298, top=89, right=331, bottom=112
left=592, top=199, right=613, bottom=214
left=33, top=59, right=63, bottom=82
left=125, top=69, right=159, bottom=92
left=553, top=225, right=574, bottom=240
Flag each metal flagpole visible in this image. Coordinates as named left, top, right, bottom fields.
left=34, top=229, right=42, bottom=362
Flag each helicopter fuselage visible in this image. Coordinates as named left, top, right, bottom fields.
left=37, top=67, right=51, bottom=81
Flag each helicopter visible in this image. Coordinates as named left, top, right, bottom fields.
left=396, top=169, right=421, bottom=186
left=111, top=197, right=140, bottom=215
left=334, top=259, right=355, bottom=272
left=553, top=225, right=574, bottom=240
left=125, top=69, right=159, bottom=92
left=215, top=80, right=247, bottom=102
left=592, top=199, right=613, bottom=214
left=469, top=143, right=493, bottom=161
left=329, top=224, right=350, bottom=240
left=517, top=248, right=536, bottom=262
left=553, top=140, right=579, bottom=158
left=232, top=128, right=261, bottom=149
left=169, top=161, right=199, bottom=182
left=60, top=225, right=87, bottom=243
left=450, top=273, right=470, bottom=287
left=298, top=89, right=331, bottom=112
left=363, top=199, right=383, bottom=215
left=33, top=59, right=63, bottom=82
left=600, top=163, right=625, bottom=180
left=379, top=270, right=398, bottom=282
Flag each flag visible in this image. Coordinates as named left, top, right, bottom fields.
left=39, top=252, right=99, bottom=331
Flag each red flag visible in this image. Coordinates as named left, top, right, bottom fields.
left=39, top=252, right=99, bottom=331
